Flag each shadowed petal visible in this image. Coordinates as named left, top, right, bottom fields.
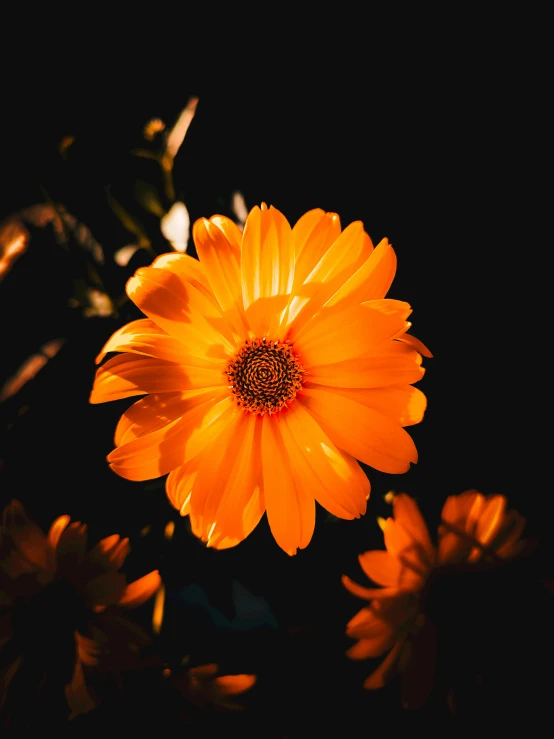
left=342, top=575, right=398, bottom=601
left=363, top=639, right=404, bottom=689
left=107, top=393, right=235, bottom=481
left=126, top=264, right=235, bottom=354
left=95, top=319, right=216, bottom=365
left=193, top=216, right=248, bottom=338
left=84, top=572, right=127, bottom=609
left=90, top=354, right=226, bottom=404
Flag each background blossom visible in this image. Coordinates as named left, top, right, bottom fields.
left=343, top=491, right=529, bottom=709
left=0, top=500, right=160, bottom=724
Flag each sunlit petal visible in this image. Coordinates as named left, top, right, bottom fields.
left=300, top=386, right=418, bottom=473
left=262, top=414, right=315, bottom=555
left=241, top=204, right=294, bottom=337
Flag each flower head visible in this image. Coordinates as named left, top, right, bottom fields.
left=342, top=491, right=526, bottom=708
left=90, top=204, right=431, bottom=554
left=0, top=500, right=161, bottom=724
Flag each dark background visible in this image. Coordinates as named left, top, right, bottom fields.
left=1, top=26, right=550, bottom=735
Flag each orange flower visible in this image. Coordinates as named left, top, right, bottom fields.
left=0, top=500, right=161, bottom=723
left=90, top=204, right=431, bottom=554
left=438, top=489, right=526, bottom=564
left=342, top=491, right=526, bottom=708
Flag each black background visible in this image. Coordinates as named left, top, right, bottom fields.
left=1, top=19, right=551, bottom=736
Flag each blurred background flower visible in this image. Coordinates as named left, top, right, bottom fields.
left=343, top=490, right=550, bottom=721
left=0, top=500, right=160, bottom=728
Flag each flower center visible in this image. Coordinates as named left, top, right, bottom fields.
left=225, top=337, right=304, bottom=415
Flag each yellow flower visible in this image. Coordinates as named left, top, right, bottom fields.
left=342, top=491, right=526, bottom=708
left=90, top=204, right=431, bottom=554
left=0, top=500, right=161, bottom=723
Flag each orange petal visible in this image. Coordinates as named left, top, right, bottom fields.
left=475, top=495, right=506, bottom=548
left=179, top=410, right=245, bottom=538
left=440, top=491, right=481, bottom=531
left=241, top=204, right=294, bottom=337
left=147, top=252, right=215, bottom=301
left=282, top=402, right=369, bottom=519
left=208, top=486, right=265, bottom=550
left=363, top=639, right=404, bottom=690
left=342, top=574, right=398, bottom=601
left=494, top=512, right=526, bottom=558
left=314, top=385, right=427, bottom=427
left=285, top=220, right=373, bottom=331
left=87, top=534, right=130, bottom=572
left=439, top=492, right=485, bottom=562
left=392, top=494, right=435, bottom=561
left=47, top=514, right=70, bottom=551
left=396, top=333, right=433, bottom=358
left=193, top=216, right=248, bottom=339
left=437, top=531, right=470, bottom=564
left=358, top=551, right=406, bottom=586
left=290, top=209, right=342, bottom=290
left=188, top=663, right=218, bottom=677
left=195, top=412, right=257, bottom=529
left=208, top=497, right=264, bottom=550
left=346, top=606, right=390, bottom=637
left=347, top=630, right=397, bottom=660
left=166, top=457, right=202, bottom=514
left=90, top=354, right=226, bottom=404
left=107, top=393, right=235, bottom=481
left=438, top=492, right=483, bottom=564
left=118, top=570, right=162, bottom=608
left=294, top=300, right=412, bottom=367
left=299, top=387, right=418, bottom=474
left=126, top=264, right=235, bottom=354
left=324, top=238, right=397, bottom=312
left=201, top=415, right=265, bottom=548
left=306, top=354, right=424, bottom=389
left=261, top=414, right=315, bottom=555
left=382, top=518, right=415, bottom=556
left=381, top=520, right=428, bottom=585
left=214, top=674, right=257, bottom=695
left=95, top=318, right=211, bottom=365
left=113, top=388, right=224, bottom=447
